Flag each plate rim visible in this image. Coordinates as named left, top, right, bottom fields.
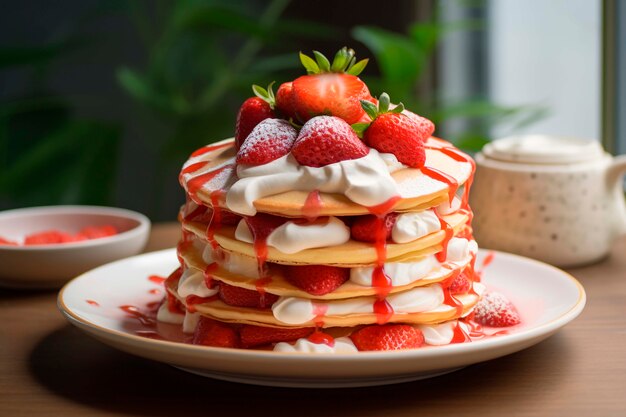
left=57, top=248, right=586, bottom=365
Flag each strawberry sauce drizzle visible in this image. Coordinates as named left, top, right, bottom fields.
left=185, top=294, right=218, bottom=313
left=255, top=277, right=273, bottom=307
left=420, top=165, right=458, bottom=204
left=308, top=331, right=335, bottom=347
left=440, top=270, right=464, bottom=316
left=206, top=190, right=226, bottom=253
left=433, top=210, right=454, bottom=263
left=85, top=299, right=99, bottom=307
left=302, top=190, right=322, bottom=220
left=312, top=303, right=329, bottom=327
left=203, top=262, right=219, bottom=289
left=189, top=142, right=232, bottom=158
left=148, top=275, right=167, bottom=285
left=450, top=322, right=471, bottom=343
left=119, top=305, right=156, bottom=327
left=186, top=165, right=231, bottom=205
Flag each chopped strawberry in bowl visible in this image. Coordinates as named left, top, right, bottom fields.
left=0, top=205, right=151, bottom=288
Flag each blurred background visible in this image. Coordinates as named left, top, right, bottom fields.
left=0, top=0, right=622, bottom=221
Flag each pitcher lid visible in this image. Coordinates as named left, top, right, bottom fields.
left=481, top=135, right=604, bottom=164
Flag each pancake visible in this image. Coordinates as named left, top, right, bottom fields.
left=165, top=277, right=480, bottom=328
left=178, top=235, right=476, bottom=300
left=182, top=212, right=468, bottom=266
left=180, top=137, right=473, bottom=217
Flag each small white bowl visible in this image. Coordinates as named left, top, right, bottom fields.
left=0, top=205, right=151, bottom=289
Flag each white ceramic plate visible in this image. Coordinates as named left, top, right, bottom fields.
left=58, top=248, right=585, bottom=388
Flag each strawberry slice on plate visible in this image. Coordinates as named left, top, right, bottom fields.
left=192, top=316, right=239, bottom=348
left=474, top=291, right=521, bottom=327
left=350, top=324, right=425, bottom=351
left=240, top=325, right=313, bottom=348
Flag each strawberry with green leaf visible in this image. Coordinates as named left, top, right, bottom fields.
left=234, top=83, right=277, bottom=150
left=355, top=92, right=435, bottom=168
left=290, top=47, right=371, bottom=124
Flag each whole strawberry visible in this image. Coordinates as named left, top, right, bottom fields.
left=236, top=118, right=298, bottom=165
left=283, top=264, right=349, bottom=295
left=358, top=93, right=434, bottom=168
left=235, top=83, right=276, bottom=150
left=350, top=324, right=425, bottom=351
left=275, top=82, right=296, bottom=121
left=474, top=291, right=521, bottom=327
left=291, top=47, right=370, bottom=124
left=291, top=115, right=369, bottom=167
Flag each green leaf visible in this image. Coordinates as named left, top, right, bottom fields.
left=378, top=92, right=390, bottom=113
left=299, top=52, right=320, bottom=74
left=117, top=67, right=189, bottom=114
left=351, top=122, right=370, bottom=138
left=313, top=51, right=330, bottom=72
left=360, top=100, right=379, bottom=120
left=347, top=58, right=369, bottom=76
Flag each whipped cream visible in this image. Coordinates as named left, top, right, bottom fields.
left=271, top=285, right=444, bottom=325
left=274, top=337, right=358, bottom=353
left=177, top=268, right=218, bottom=299
left=392, top=210, right=441, bottom=243
left=436, top=196, right=462, bottom=215
left=183, top=311, right=201, bottom=333
left=417, top=321, right=460, bottom=345
left=235, top=217, right=350, bottom=253
left=226, top=150, right=399, bottom=215
left=350, top=255, right=440, bottom=287
left=447, top=238, right=478, bottom=263
left=156, top=302, right=184, bottom=324
left=219, top=251, right=260, bottom=278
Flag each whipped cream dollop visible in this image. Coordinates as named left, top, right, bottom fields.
left=436, top=196, right=462, bottom=215
left=219, top=251, right=260, bottom=279
left=271, top=285, right=444, bottom=325
left=350, top=255, right=440, bottom=287
left=183, top=311, right=201, bottom=333
left=177, top=268, right=217, bottom=299
left=417, top=321, right=463, bottom=345
left=235, top=217, right=350, bottom=253
left=274, top=337, right=358, bottom=353
left=391, top=210, right=441, bottom=243
left=447, top=238, right=478, bottom=263
left=226, top=150, right=400, bottom=215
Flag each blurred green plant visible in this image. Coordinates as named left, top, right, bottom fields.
left=0, top=42, right=121, bottom=208
left=353, top=18, right=547, bottom=151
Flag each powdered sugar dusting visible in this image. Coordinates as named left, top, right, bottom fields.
left=474, top=291, right=521, bottom=327
left=237, top=119, right=297, bottom=165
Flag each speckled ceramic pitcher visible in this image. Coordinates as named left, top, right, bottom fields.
left=470, top=135, right=626, bottom=267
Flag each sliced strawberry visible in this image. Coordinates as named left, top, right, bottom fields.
left=79, top=225, right=118, bottom=239
left=244, top=213, right=288, bottom=241
left=275, top=82, right=296, bottom=120
left=236, top=118, right=297, bottom=166
left=292, top=73, right=369, bottom=124
left=350, top=213, right=399, bottom=243
left=218, top=282, right=279, bottom=309
left=24, top=230, right=71, bottom=245
left=449, top=272, right=471, bottom=295
left=350, top=324, right=425, bottom=351
left=290, top=48, right=370, bottom=124
left=192, top=316, right=239, bottom=348
left=474, top=291, right=521, bottom=327
left=240, top=325, right=313, bottom=348
left=235, top=97, right=275, bottom=151
left=283, top=265, right=349, bottom=295
left=360, top=93, right=433, bottom=168
left=0, top=236, right=18, bottom=246
left=291, top=116, right=369, bottom=167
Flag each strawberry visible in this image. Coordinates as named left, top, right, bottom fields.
left=474, top=291, right=521, bottom=327
left=275, top=82, right=296, bottom=121
left=283, top=265, right=349, bottom=295
left=192, top=316, right=239, bottom=348
left=350, top=213, right=399, bottom=243
left=236, top=119, right=297, bottom=165
left=358, top=92, right=434, bottom=168
left=291, top=48, right=370, bottom=124
left=291, top=116, right=369, bottom=167
left=244, top=213, right=288, bottom=241
left=79, top=225, right=117, bottom=239
left=24, top=230, right=71, bottom=245
left=218, top=282, right=279, bottom=309
left=449, top=272, right=471, bottom=295
left=0, top=236, right=18, bottom=246
left=240, top=325, right=313, bottom=348
left=234, top=83, right=276, bottom=150
left=350, top=324, right=425, bottom=351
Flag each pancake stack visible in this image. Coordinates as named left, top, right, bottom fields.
left=157, top=48, right=483, bottom=352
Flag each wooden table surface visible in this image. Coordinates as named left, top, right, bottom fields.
left=1, top=223, right=625, bottom=417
